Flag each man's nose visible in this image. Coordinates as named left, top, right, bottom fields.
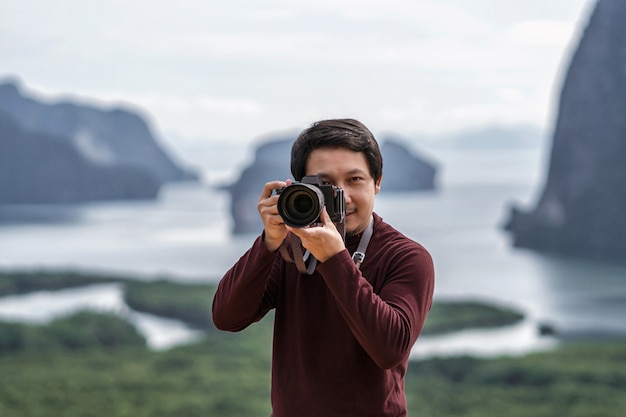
left=341, top=189, right=351, bottom=205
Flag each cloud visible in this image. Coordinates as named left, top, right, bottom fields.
left=503, top=20, right=579, bottom=46
left=1, top=0, right=595, bottom=143
left=136, top=94, right=263, bottom=116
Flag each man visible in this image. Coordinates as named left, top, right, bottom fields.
left=212, top=118, right=435, bottom=416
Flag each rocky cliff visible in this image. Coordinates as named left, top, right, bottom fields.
left=222, top=134, right=437, bottom=234
left=0, top=110, right=160, bottom=204
left=0, top=79, right=197, bottom=205
left=504, top=0, right=626, bottom=261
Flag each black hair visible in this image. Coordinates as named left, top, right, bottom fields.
left=290, top=118, right=383, bottom=182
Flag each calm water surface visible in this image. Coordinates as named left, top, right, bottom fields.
left=2, top=148, right=625, bottom=357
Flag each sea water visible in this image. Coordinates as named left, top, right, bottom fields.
left=2, top=145, right=626, bottom=358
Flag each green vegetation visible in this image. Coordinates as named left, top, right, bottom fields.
left=0, top=270, right=624, bottom=416
left=0, top=270, right=122, bottom=296
left=0, top=336, right=272, bottom=417
left=0, top=311, right=146, bottom=355
left=405, top=342, right=626, bottom=417
left=422, top=299, right=524, bottom=335
left=124, top=279, right=213, bottom=328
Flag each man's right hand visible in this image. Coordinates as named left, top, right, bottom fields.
left=258, top=179, right=292, bottom=252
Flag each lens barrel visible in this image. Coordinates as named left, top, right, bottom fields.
left=277, top=183, right=325, bottom=228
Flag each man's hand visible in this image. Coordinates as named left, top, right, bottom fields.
left=258, top=180, right=291, bottom=252
left=287, top=208, right=346, bottom=263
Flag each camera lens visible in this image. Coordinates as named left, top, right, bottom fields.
left=293, top=193, right=314, bottom=214
left=277, top=183, right=324, bottom=228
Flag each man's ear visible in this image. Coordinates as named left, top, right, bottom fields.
left=374, top=176, right=382, bottom=195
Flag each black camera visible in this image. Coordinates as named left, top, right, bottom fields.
left=276, top=175, right=345, bottom=228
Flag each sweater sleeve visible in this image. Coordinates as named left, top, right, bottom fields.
left=212, top=234, right=279, bottom=332
left=316, top=243, right=434, bottom=369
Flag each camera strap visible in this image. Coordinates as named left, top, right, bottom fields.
left=351, top=216, right=374, bottom=270
left=279, top=216, right=373, bottom=275
left=278, top=233, right=317, bottom=274
left=290, top=235, right=318, bottom=275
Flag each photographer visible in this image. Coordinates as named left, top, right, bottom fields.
left=212, top=118, right=435, bottom=417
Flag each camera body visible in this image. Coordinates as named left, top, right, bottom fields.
left=276, top=175, right=345, bottom=228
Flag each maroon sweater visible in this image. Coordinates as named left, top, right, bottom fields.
left=212, top=213, right=435, bottom=417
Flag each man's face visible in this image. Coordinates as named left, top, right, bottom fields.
left=305, top=147, right=381, bottom=236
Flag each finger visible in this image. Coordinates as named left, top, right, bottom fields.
left=285, top=224, right=300, bottom=238
left=260, top=180, right=287, bottom=201
left=267, top=214, right=285, bottom=226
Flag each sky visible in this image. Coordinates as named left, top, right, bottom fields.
left=0, top=0, right=595, bottom=148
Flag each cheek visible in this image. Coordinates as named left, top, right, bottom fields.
left=348, top=192, right=368, bottom=207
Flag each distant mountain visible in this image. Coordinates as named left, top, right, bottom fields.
left=504, top=0, right=626, bottom=261
left=379, top=135, right=438, bottom=191
left=0, top=79, right=197, bottom=205
left=0, top=109, right=160, bottom=204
